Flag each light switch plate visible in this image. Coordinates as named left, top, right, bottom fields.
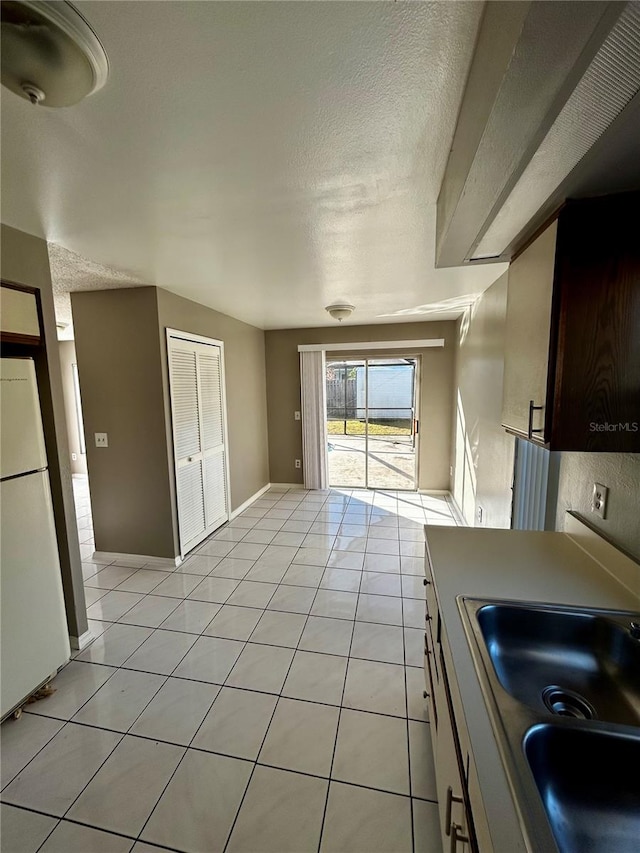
left=294, top=411, right=301, bottom=421
left=95, top=432, right=108, bottom=448
left=591, top=482, right=608, bottom=519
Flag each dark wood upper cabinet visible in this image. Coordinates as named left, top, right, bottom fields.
left=502, top=191, right=640, bottom=452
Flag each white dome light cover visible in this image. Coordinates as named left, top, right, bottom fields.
left=325, top=303, right=355, bottom=322
left=1, top=0, right=108, bottom=107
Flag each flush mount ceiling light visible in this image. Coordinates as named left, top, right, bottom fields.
left=1, top=0, right=108, bottom=106
left=325, top=303, right=355, bottom=322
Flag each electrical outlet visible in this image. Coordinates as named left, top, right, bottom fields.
left=71, top=452, right=77, bottom=461
left=95, top=432, right=108, bottom=448
left=294, top=411, right=301, bottom=421
left=295, top=459, right=301, bottom=469
left=591, top=483, right=608, bottom=519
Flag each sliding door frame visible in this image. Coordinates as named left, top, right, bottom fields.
left=326, top=354, right=421, bottom=491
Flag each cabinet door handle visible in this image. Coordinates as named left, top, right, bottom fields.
left=527, top=399, right=544, bottom=439
left=450, top=822, right=469, bottom=853
left=424, top=645, right=437, bottom=726
left=423, top=578, right=431, bottom=586
left=445, top=786, right=464, bottom=835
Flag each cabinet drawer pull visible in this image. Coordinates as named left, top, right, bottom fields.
left=450, top=822, right=469, bottom=853
left=445, top=786, right=464, bottom=835
left=527, top=399, right=544, bottom=439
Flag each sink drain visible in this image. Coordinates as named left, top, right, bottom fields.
left=542, top=686, right=597, bottom=720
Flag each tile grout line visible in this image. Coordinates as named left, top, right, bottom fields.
left=129, top=534, right=298, bottom=850
left=51, top=654, right=185, bottom=828
left=0, top=717, right=70, bottom=795
left=4, top=740, right=436, bottom=832
left=40, top=484, right=448, bottom=850
left=217, top=560, right=330, bottom=853
left=29, top=719, right=127, bottom=841
left=29, top=812, right=145, bottom=852
left=25, top=674, right=418, bottom=729
left=9, top=630, right=201, bottom=841
left=401, top=556, right=417, bottom=853
left=315, top=516, right=365, bottom=853
left=121, top=495, right=328, bottom=850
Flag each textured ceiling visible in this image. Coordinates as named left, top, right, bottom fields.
left=1, top=0, right=506, bottom=330
left=47, top=243, right=145, bottom=339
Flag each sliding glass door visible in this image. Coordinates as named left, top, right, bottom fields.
left=326, top=358, right=418, bottom=489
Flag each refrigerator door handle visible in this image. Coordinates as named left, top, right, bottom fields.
left=0, top=466, right=48, bottom=483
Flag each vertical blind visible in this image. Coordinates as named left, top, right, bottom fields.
left=300, top=350, right=328, bottom=490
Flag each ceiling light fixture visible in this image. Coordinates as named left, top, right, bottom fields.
left=1, top=0, right=109, bottom=107
left=325, top=303, right=355, bottom=322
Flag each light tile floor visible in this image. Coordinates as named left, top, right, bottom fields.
left=1, top=479, right=457, bottom=853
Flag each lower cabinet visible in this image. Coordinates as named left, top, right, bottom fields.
left=424, top=561, right=490, bottom=852
left=434, top=662, right=471, bottom=852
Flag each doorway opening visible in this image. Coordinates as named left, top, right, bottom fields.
left=326, top=357, right=419, bottom=489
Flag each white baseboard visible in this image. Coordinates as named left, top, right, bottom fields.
left=268, top=482, right=305, bottom=490
left=446, top=494, right=468, bottom=527
left=230, top=483, right=271, bottom=519
left=418, top=489, right=450, bottom=495
left=92, top=551, right=181, bottom=570
left=229, top=482, right=308, bottom=522
left=70, top=629, right=95, bottom=651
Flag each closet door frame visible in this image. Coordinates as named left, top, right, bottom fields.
left=166, top=328, right=232, bottom=558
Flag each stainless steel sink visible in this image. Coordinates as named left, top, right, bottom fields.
left=458, top=597, right=640, bottom=853
left=524, top=724, right=640, bottom=853
left=475, top=602, right=640, bottom=726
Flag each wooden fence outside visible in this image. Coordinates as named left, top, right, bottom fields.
left=326, top=378, right=357, bottom=418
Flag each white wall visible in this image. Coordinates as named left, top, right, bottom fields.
left=451, top=270, right=640, bottom=562
left=58, top=341, right=88, bottom=475
left=452, top=272, right=514, bottom=527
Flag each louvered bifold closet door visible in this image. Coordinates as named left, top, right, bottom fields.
left=198, top=348, right=228, bottom=531
left=169, top=344, right=206, bottom=553
left=168, top=333, right=230, bottom=557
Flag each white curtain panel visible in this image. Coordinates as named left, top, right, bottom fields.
left=300, top=350, right=329, bottom=490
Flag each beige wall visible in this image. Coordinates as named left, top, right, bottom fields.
left=452, top=273, right=515, bottom=527
left=58, top=341, right=88, bottom=475
left=72, top=286, right=270, bottom=559
left=72, top=288, right=175, bottom=557
left=452, top=270, right=640, bottom=561
left=555, top=454, right=640, bottom=560
left=155, top=288, right=270, bottom=545
left=1, top=224, right=87, bottom=639
left=264, top=321, right=456, bottom=489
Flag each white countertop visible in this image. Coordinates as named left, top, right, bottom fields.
left=423, top=523, right=639, bottom=853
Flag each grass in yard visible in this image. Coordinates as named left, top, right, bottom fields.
left=327, top=419, right=411, bottom=436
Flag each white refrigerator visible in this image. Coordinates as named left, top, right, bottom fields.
left=1, top=357, right=70, bottom=719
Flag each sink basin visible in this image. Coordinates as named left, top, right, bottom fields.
left=458, top=597, right=640, bottom=852
left=524, top=724, right=640, bottom=853
left=476, top=602, right=640, bottom=726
